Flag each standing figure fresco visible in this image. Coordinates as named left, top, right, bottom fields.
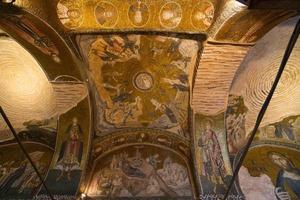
left=56, top=117, right=83, bottom=181
left=194, top=113, right=233, bottom=199
left=40, top=117, right=85, bottom=196
left=198, top=118, right=226, bottom=193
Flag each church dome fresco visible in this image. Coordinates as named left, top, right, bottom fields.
left=77, top=34, right=199, bottom=137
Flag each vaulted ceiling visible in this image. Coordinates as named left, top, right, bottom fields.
left=0, top=0, right=299, bottom=199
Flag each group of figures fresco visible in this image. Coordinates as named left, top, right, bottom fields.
left=88, top=146, right=192, bottom=199
left=0, top=34, right=55, bottom=199
left=195, top=112, right=300, bottom=200
left=0, top=39, right=87, bottom=198
left=78, top=34, right=199, bottom=138
left=227, top=94, right=300, bottom=151
left=57, top=0, right=215, bottom=30
left=0, top=116, right=85, bottom=199
left=0, top=144, right=51, bottom=199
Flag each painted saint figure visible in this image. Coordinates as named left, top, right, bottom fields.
left=269, top=152, right=300, bottom=200
left=56, top=117, right=83, bottom=181
left=198, top=118, right=226, bottom=192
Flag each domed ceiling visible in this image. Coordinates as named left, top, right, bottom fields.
left=77, top=34, right=199, bottom=137
left=0, top=0, right=299, bottom=200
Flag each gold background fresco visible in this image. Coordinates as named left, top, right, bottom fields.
left=56, top=0, right=216, bottom=32
left=77, top=34, right=199, bottom=137
left=87, top=145, right=193, bottom=198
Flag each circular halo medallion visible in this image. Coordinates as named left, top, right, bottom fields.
left=159, top=1, right=182, bottom=29
left=128, top=1, right=150, bottom=27
left=133, top=72, right=154, bottom=91
left=94, top=1, right=119, bottom=28
left=191, top=1, right=214, bottom=30
left=57, top=1, right=83, bottom=29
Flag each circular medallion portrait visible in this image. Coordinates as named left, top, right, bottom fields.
left=94, top=1, right=119, bottom=28
left=128, top=1, right=150, bottom=27
left=191, top=1, right=214, bottom=30
left=133, top=72, right=154, bottom=91
left=57, top=1, right=83, bottom=29
left=159, top=2, right=182, bottom=29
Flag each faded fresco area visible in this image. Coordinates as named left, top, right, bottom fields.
left=194, top=113, right=233, bottom=199
left=87, top=145, right=192, bottom=199
left=78, top=34, right=199, bottom=138
left=226, top=16, right=300, bottom=154
left=225, top=16, right=300, bottom=200
left=257, top=115, right=300, bottom=143
left=0, top=14, right=60, bottom=63
left=0, top=36, right=57, bottom=144
left=0, top=21, right=88, bottom=144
